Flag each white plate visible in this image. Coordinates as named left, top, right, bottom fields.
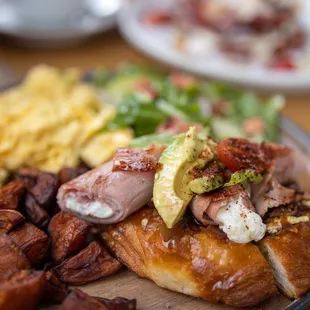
left=118, top=0, right=310, bottom=93
left=0, top=0, right=121, bottom=48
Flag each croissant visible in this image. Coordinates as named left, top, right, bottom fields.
left=102, top=207, right=277, bottom=308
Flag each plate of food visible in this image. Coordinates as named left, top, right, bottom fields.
left=0, top=64, right=310, bottom=310
left=118, top=0, right=310, bottom=92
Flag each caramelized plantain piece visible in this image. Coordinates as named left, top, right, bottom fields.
left=24, top=194, right=50, bottom=229
left=9, top=223, right=49, bottom=266
left=58, top=166, right=89, bottom=185
left=0, top=270, right=46, bottom=310
left=0, top=233, right=30, bottom=274
left=42, top=270, right=70, bottom=304
left=61, top=289, right=136, bottom=310
left=0, top=210, right=25, bottom=233
left=61, top=289, right=107, bottom=310
left=29, top=172, right=59, bottom=208
left=0, top=180, right=25, bottom=210
left=55, top=241, right=122, bottom=285
left=96, top=297, right=137, bottom=310
left=14, top=168, right=40, bottom=190
left=48, top=211, right=92, bottom=263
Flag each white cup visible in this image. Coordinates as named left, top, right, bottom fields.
left=9, top=0, right=84, bottom=25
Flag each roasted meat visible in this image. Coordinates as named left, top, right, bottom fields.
left=24, top=193, right=50, bottom=229
left=0, top=270, right=45, bottom=310
left=0, top=210, right=25, bottom=233
left=9, top=223, right=49, bottom=266
left=42, top=270, right=70, bottom=304
left=29, top=172, right=59, bottom=209
left=54, top=241, right=122, bottom=285
left=0, top=233, right=30, bottom=274
left=61, top=289, right=136, bottom=310
left=0, top=180, right=25, bottom=210
left=96, top=297, right=137, bottom=310
left=48, top=211, right=92, bottom=263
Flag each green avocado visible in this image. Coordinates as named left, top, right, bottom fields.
left=153, top=127, right=215, bottom=228
left=189, top=174, right=223, bottom=194
left=188, top=161, right=224, bottom=194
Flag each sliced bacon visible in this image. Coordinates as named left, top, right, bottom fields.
left=112, top=145, right=164, bottom=172
left=251, top=166, right=295, bottom=216
left=190, top=184, right=255, bottom=225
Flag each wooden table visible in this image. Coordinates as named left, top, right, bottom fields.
left=0, top=29, right=309, bottom=132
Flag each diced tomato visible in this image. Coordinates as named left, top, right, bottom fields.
left=169, top=72, right=197, bottom=89
left=142, top=11, right=172, bottom=25
left=217, top=138, right=270, bottom=172
left=135, top=79, right=158, bottom=100
left=270, top=58, right=296, bottom=71
left=242, top=117, right=265, bottom=136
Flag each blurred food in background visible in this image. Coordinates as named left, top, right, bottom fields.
left=0, top=64, right=283, bottom=184
left=143, top=0, right=307, bottom=70
left=92, top=64, right=283, bottom=143
left=0, top=65, right=132, bottom=176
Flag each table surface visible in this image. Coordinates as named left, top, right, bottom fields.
left=0, top=29, right=309, bottom=132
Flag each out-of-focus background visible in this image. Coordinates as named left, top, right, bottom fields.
left=0, top=0, right=309, bottom=131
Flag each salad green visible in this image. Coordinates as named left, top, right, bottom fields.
left=92, top=65, right=283, bottom=142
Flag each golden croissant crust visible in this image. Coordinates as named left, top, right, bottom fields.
left=102, top=207, right=277, bottom=307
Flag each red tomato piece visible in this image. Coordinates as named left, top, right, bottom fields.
left=217, top=138, right=270, bottom=173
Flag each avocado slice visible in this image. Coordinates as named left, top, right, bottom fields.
left=189, top=162, right=224, bottom=194
left=153, top=127, right=215, bottom=228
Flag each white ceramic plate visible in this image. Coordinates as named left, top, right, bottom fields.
left=0, top=0, right=121, bottom=48
left=118, top=0, right=310, bottom=93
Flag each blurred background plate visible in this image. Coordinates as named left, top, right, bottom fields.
left=0, top=0, right=121, bottom=48
left=118, top=0, right=310, bottom=93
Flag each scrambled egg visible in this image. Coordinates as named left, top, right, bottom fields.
left=0, top=65, right=132, bottom=176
